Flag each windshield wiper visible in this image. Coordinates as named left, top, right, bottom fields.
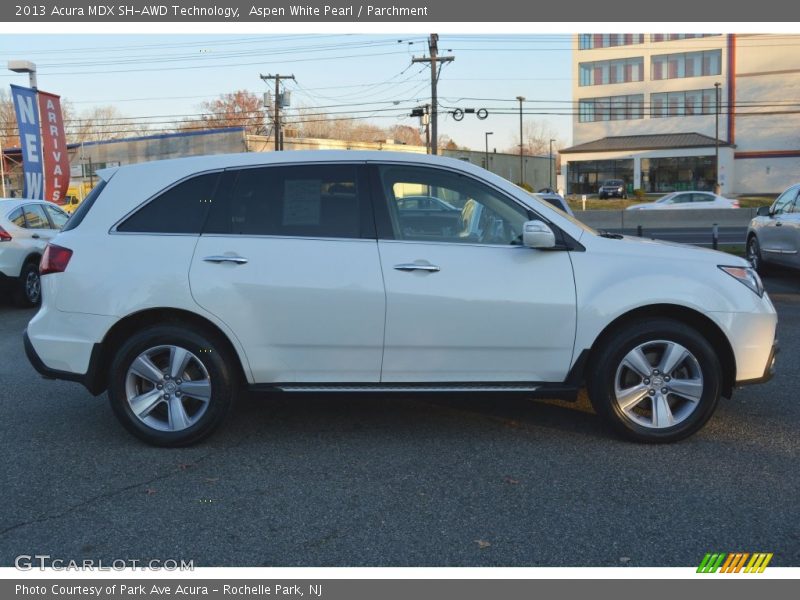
left=597, top=229, right=624, bottom=239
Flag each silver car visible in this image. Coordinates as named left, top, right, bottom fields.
left=746, top=184, right=800, bottom=272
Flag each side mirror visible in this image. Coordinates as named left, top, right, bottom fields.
left=756, top=206, right=772, bottom=217
left=522, top=220, right=556, bottom=249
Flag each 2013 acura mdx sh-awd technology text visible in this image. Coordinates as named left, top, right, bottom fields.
left=24, top=152, right=778, bottom=446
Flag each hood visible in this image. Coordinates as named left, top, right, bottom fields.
left=607, top=234, right=750, bottom=266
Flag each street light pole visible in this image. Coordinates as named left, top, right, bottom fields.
left=549, top=138, right=556, bottom=190
left=8, top=60, right=37, bottom=89
left=484, top=131, right=493, bottom=172
left=516, top=96, right=525, bottom=186
left=714, top=81, right=721, bottom=193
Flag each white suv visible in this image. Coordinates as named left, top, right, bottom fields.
left=0, top=199, right=70, bottom=306
left=24, top=152, right=778, bottom=446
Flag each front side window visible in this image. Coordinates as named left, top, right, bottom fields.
left=378, top=165, right=529, bottom=246
left=204, top=164, right=364, bottom=239
left=773, top=187, right=800, bottom=214
left=118, top=172, right=219, bottom=234
left=22, top=204, right=49, bottom=229
left=44, top=205, right=69, bottom=228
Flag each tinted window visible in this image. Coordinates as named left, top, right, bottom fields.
left=62, top=179, right=107, bottom=232
left=8, top=208, right=25, bottom=227
left=692, top=193, right=714, bottom=203
left=205, top=165, right=363, bottom=239
left=45, top=205, right=69, bottom=228
left=772, top=187, right=798, bottom=215
left=118, top=173, right=219, bottom=234
left=378, top=165, right=529, bottom=245
left=22, top=204, right=49, bottom=229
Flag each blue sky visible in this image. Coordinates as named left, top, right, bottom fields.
left=0, top=34, right=574, bottom=151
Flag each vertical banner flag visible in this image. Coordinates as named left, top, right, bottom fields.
left=37, top=90, right=70, bottom=203
left=10, top=84, right=44, bottom=199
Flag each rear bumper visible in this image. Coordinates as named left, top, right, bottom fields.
left=24, top=328, right=105, bottom=395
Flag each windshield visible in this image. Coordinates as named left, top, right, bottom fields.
left=604, top=180, right=623, bottom=186
left=655, top=193, right=677, bottom=204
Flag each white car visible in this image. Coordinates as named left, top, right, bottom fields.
left=24, top=152, right=777, bottom=446
left=0, top=199, right=70, bottom=306
left=626, top=191, right=740, bottom=210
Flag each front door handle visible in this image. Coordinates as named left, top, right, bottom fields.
left=394, top=263, right=440, bottom=272
left=31, top=234, right=40, bottom=239
left=203, top=255, right=248, bottom=265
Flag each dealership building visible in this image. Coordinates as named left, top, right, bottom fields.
left=561, top=34, right=800, bottom=196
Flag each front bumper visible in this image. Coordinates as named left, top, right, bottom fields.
left=736, top=340, right=778, bottom=387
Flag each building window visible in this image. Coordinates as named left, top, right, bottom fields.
left=651, top=89, right=718, bottom=118
left=579, top=34, right=644, bottom=49
left=651, top=51, right=721, bottom=81
left=579, top=58, right=644, bottom=86
left=641, top=156, right=716, bottom=193
left=579, top=95, right=644, bottom=122
left=650, top=34, right=719, bottom=42
left=567, top=159, right=634, bottom=195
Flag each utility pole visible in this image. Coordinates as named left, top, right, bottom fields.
left=412, top=34, right=454, bottom=155
left=0, top=139, right=6, bottom=197
left=714, top=81, right=721, bottom=193
left=549, top=138, right=556, bottom=190
left=260, top=74, right=295, bottom=151
left=516, top=96, right=525, bottom=186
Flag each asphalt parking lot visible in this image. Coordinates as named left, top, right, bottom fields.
left=1, top=272, right=798, bottom=568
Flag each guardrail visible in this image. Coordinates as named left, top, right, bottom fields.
left=575, top=208, right=759, bottom=230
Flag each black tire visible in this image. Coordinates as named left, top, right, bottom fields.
left=587, top=318, right=722, bottom=443
left=107, top=324, right=238, bottom=447
left=599, top=194, right=607, bottom=200
left=14, top=261, right=41, bottom=307
left=746, top=235, right=767, bottom=274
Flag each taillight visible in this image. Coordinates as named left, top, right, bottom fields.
left=0, top=225, right=11, bottom=242
left=40, top=244, right=73, bottom=275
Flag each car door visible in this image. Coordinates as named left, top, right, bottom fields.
left=781, top=193, right=800, bottom=268
left=21, top=203, right=57, bottom=250
left=372, top=163, right=577, bottom=383
left=759, top=186, right=799, bottom=263
left=189, top=163, right=386, bottom=384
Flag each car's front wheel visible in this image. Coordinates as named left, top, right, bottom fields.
left=747, top=235, right=766, bottom=274
left=587, top=319, right=722, bottom=443
left=107, top=324, right=238, bottom=446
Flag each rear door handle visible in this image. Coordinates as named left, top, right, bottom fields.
left=203, top=255, right=248, bottom=265
left=394, top=263, right=440, bottom=272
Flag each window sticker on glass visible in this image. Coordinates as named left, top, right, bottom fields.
left=283, top=179, right=321, bottom=226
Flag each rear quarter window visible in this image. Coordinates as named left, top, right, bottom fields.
left=62, top=180, right=107, bottom=232
left=117, top=172, right=220, bottom=234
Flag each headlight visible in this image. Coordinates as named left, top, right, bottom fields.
left=719, top=265, right=764, bottom=297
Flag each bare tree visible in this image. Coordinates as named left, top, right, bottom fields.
left=63, top=103, right=151, bottom=143
left=388, top=124, right=424, bottom=146
left=506, top=119, right=563, bottom=156
left=180, top=90, right=267, bottom=135
left=0, top=90, right=19, bottom=148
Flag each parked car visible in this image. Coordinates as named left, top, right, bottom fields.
left=24, top=152, right=777, bottom=446
left=746, top=184, right=800, bottom=273
left=598, top=179, right=628, bottom=199
left=626, top=191, right=739, bottom=210
left=0, top=199, right=70, bottom=306
left=534, top=192, right=574, bottom=216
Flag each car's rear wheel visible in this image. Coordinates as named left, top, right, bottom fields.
left=587, top=319, right=722, bottom=443
left=14, top=262, right=41, bottom=307
left=107, top=324, right=237, bottom=446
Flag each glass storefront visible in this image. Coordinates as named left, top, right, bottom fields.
left=567, top=159, right=634, bottom=195
left=641, top=156, right=716, bottom=192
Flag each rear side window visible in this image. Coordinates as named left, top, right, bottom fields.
left=204, top=164, right=366, bottom=239
left=118, top=172, right=220, bottom=234
left=62, top=179, right=107, bottom=232
left=22, top=204, right=49, bottom=229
